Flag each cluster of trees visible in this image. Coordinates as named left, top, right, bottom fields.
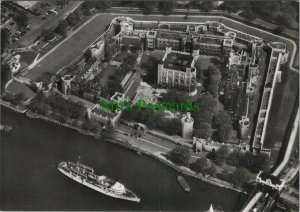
left=190, top=158, right=217, bottom=177
left=161, top=89, right=189, bottom=104
left=167, top=146, right=191, bottom=166
left=40, top=2, right=94, bottom=41
left=102, top=53, right=137, bottom=97
left=122, top=105, right=182, bottom=136
left=167, top=145, right=253, bottom=187
left=81, top=1, right=112, bottom=15
left=82, top=119, right=103, bottom=134
left=2, top=92, right=26, bottom=105
left=218, top=167, right=251, bottom=187
left=219, top=1, right=298, bottom=31
left=14, top=12, right=29, bottom=28
left=1, top=29, right=10, bottom=53
left=104, top=40, right=118, bottom=61
left=141, top=55, right=160, bottom=85
left=207, top=146, right=270, bottom=173
left=29, top=93, right=86, bottom=121
left=1, top=63, right=11, bottom=93
left=212, top=111, right=233, bottom=142
left=206, top=66, right=221, bottom=98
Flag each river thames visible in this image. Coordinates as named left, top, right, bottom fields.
left=1, top=108, right=247, bottom=210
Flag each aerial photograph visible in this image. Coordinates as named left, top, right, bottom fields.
left=0, top=0, right=299, bottom=211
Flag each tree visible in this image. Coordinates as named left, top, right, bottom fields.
left=194, top=122, right=212, bottom=140
left=207, top=82, right=219, bottom=98
left=192, top=93, right=220, bottom=126
left=253, top=153, right=270, bottom=172
left=191, top=158, right=210, bottom=175
left=56, top=19, right=70, bottom=34
left=104, top=42, right=113, bottom=61
left=232, top=167, right=250, bottom=187
left=227, top=150, right=241, bottom=166
left=158, top=1, right=174, bottom=15
left=41, top=28, right=56, bottom=41
left=81, top=1, right=95, bottom=11
left=161, top=88, right=189, bottom=104
left=1, top=29, right=10, bottom=53
left=66, top=12, right=78, bottom=26
left=14, top=12, right=29, bottom=28
left=137, top=1, right=157, bottom=14
left=273, top=24, right=286, bottom=35
left=1, top=63, right=11, bottom=93
left=167, top=146, right=191, bottom=166
left=199, top=1, right=214, bottom=12
left=206, top=165, right=217, bottom=177
left=208, top=65, right=221, bottom=82
left=94, top=1, right=111, bottom=10
left=74, top=8, right=83, bottom=21
left=215, top=146, right=230, bottom=165
left=56, top=1, right=68, bottom=7
left=114, top=24, right=121, bottom=35
left=213, top=111, right=233, bottom=142
left=142, top=56, right=160, bottom=85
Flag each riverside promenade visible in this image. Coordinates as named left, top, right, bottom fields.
left=23, top=108, right=246, bottom=194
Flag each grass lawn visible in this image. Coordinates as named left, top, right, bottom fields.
left=264, top=68, right=299, bottom=149
left=25, top=14, right=115, bottom=80
left=6, top=80, right=36, bottom=100
left=15, top=51, right=38, bottom=71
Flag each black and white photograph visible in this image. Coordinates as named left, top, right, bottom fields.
left=0, top=0, right=299, bottom=211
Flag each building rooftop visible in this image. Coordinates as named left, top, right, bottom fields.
left=157, top=31, right=183, bottom=41
left=120, top=71, right=134, bottom=88
left=163, top=52, right=194, bottom=72
left=197, top=37, right=223, bottom=45
left=120, top=36, right=140, bottom=46
left=258, top=172, right=283, bottom=186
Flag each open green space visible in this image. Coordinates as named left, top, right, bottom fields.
left=6, top=80, right=36, bottom=100
left=16, top=51, right=38, bottom=70
left=25, top=14, right=114, bottom=80
left=264, top=68, right=299, bottom=149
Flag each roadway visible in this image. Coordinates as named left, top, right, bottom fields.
left=15, top=1, right=83, bottom=47
left=116, top=123, right=202, bottom=160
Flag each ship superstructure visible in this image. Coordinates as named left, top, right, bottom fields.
left=58, top=161, right=140, bottom=202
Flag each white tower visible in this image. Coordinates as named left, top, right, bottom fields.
left=181, top=112, right=194, bottom=139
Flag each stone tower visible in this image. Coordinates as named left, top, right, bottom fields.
left=181, top=112, right=194, bottom=139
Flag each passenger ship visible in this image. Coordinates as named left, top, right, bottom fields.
left=58, top=161, right=140, bottom=203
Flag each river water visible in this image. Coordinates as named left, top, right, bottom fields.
left=1, top=108, right=247, bottom=210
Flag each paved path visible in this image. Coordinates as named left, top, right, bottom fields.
left=116, top=124, right=202, bottom=159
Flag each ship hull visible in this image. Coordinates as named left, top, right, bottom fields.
left=58, top=165, right=140, bottom=203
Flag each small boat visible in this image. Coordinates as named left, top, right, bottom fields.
left=177, top=176, right=191, bottom=192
